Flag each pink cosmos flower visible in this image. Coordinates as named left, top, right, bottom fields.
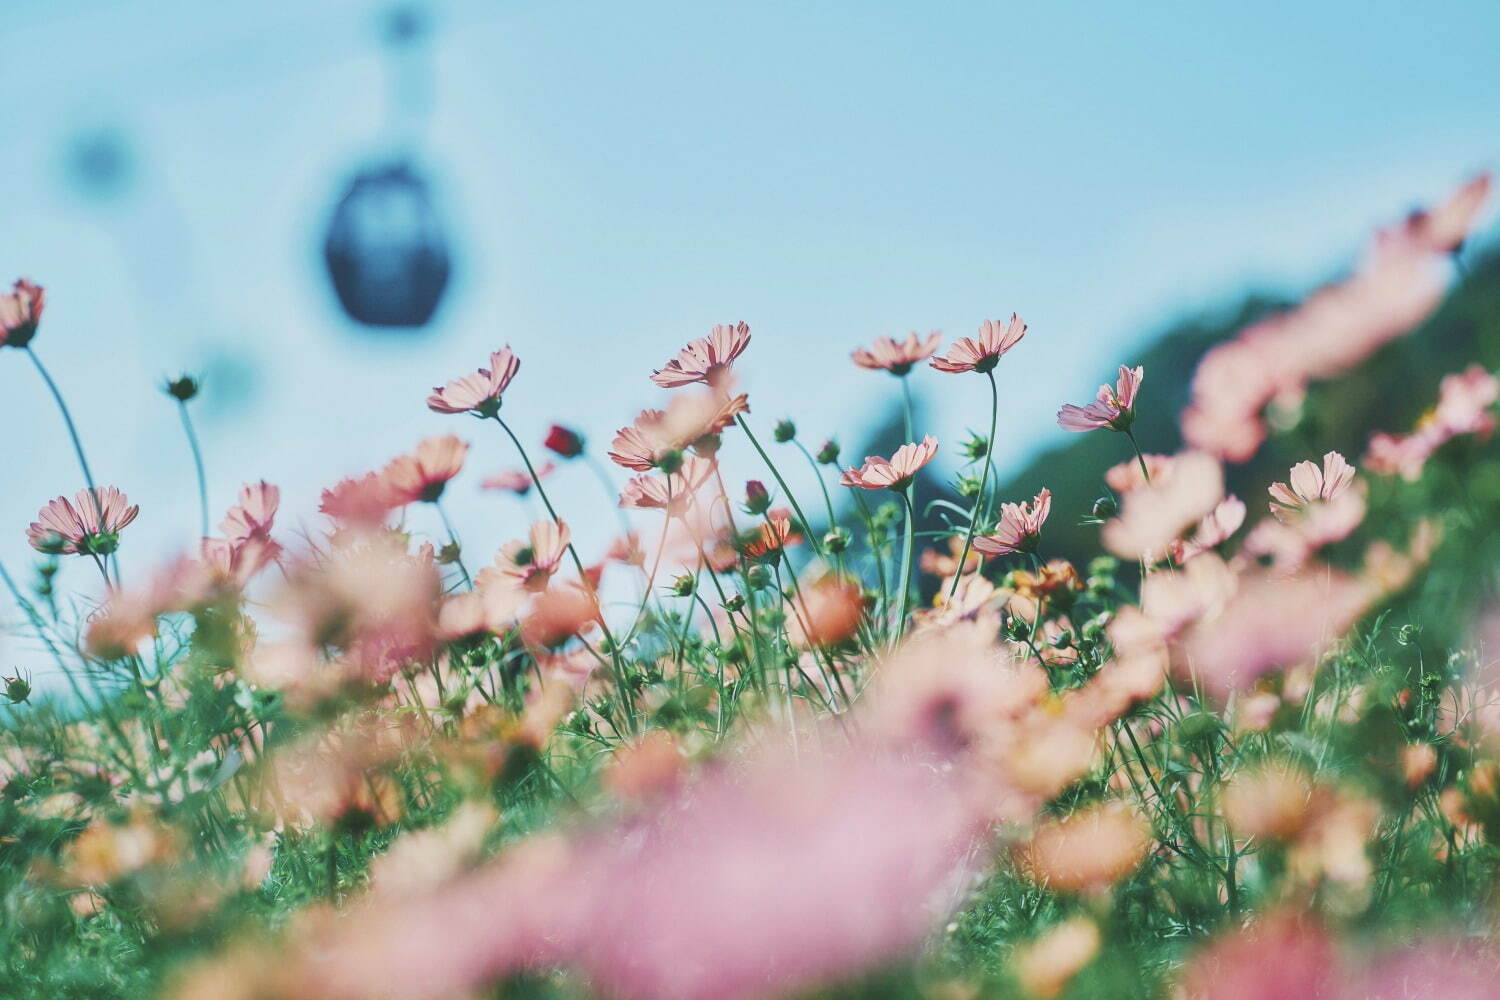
left=1403, top=171, right=1492, bottom=254
left=320, top=472, right=397, bottom=528
left=1434, top=363, right=1500, bottom=437
left=1179, top=176, right=1490, bottom=464
left=851, top=332, right=942, bottom=375
left=619, top=455, right=717, bottom=516
left=1057, top=365, right=1143, bottom=432
left=427, top=347, right=521, bottom=416
left=382, top=435, right=469, bottom=505
left=200, top=534, right=280, bottom=589
left=1101, top=451, right=1223, bottom=561
left=972, top=488, right=1051, bottom=557
left=482, top=520, right=573, bottom=593
left=220, top=481, right=280, bottom=544
left=1105, top=453, right=1174, bottom=494
left=608, top=391, right=750, bottom=471
left=1268, top=451, right=1355, bottom=515
left=839, top=435, right=939, bottom=490
left=650, top=322, right=751, bottom=388
left=929, top=314, right=1027, bottom=374
left=1177, top=495, right=1246, bottom=562
left=482, top=461, right=555, bottom=496
left=0, top=278, right=44, bottom=348
left=1176, top=564, right=1370, bottom=699
left=27, top=487, right=139, bottom=555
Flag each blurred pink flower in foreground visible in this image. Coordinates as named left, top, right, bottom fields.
left=839, top=435, right=939, bottom=490
left=0, top=277, right=45, bottom=347
left=482, top=520, right=572, bottom=593
left=650, top=322, right=751, bottom=388
left=973, top=488, right=1052, bottom=557
left=320, top=472, right=395, bottom=529
left=1057, top=365, right=1143, bottom=432
left=1182, top=173, right=1490, bottom=464
left=851, top=331, right=942, bottom=375
left=1101, top=451, right=1223, bottom=561
left=1175, top=565, right=1370, bottom=699
left=381, top=435, right=469, bottom=505
left=1365, top=364, right=1499, bottom=482
left=283, top=737, right=982, bottom=1000
left=618, top=455, right=717, bottom=515
left=27, top=487, right=139, bottom=555
left=482, top=461, right=555, bottom=496
left=930, top=314, right=1027, bottom=374
left=426, top=347, right=521, bottom=416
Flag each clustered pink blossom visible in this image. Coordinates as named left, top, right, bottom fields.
left=1181, top=173, right=1490, bottom=463
left=1365, top=364, right=1500, bottom=480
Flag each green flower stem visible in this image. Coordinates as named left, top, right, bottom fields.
left=736, top=416, right=824, bottom=561
left=948, top=370, right=998, bottom=600
left=1125, top=427, right=1153, bottom=485
left=894, top=488, right=916, bottom=644
left=433, top=498, right=473, bottom=589
left=492, top=414, right=636, bottom=734
left=176, top=398, right=210, bottom=541
left=26, top=347, right=100, bottom=515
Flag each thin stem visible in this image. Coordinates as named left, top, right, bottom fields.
left=894, top=489, right=915, bottom=644
left=584, top=454, right=633, bottom=537
left=433, top=498, right=473, bottom=589
left=948, top=370, right=999, bottom=600
left=176, top=400, right=211, bottom=540
left=1125, top=427, right=1152, bottom=485
left=736, top=416, right=824, bottom=561
left=900, top=377, right=915, bottom=443
left=492, top=414, right=636, bottom=733
left=26, top=346, right=100, bottom=513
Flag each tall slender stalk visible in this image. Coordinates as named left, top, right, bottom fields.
left=175, top=399, right=210, bottom=540
left=491, top=414, right=636, bottom=733
left=948, top=370, right=999, bottom=599
left=27, top=346, right=100, bottom=515
left=736, top=416, right=824, bottom=561
left=894, top=489, right=916, bottom=644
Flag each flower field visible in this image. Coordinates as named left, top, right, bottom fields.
left=4, top=174, right=1500, bottom=999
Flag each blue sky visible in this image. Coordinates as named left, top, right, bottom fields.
left=0, top=1, right=1496, bottom=678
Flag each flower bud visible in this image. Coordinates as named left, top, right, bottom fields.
left=743, top=480, right=771, bottom=515
left=669, top=573, right=696, bottom=598
left=960, top=433, right=990, bottom=461
left=956, top=473, right=983, bottom=499
left=723, top=594, right=746, bottom=614
left=164, top=374, right=200, bottom=402
left=1091, top=495, right=1118, bottom=519
left=815, top=439, right=841, bottom=464
left=543, top=424, right=585, bottom=458
left=4, top=673, right=31, bottom=704
left=773, top=419, right=797, bottom=443
left=823, top=528, right=850, bottom=553
left=746, top=565, right=772, bottom=590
